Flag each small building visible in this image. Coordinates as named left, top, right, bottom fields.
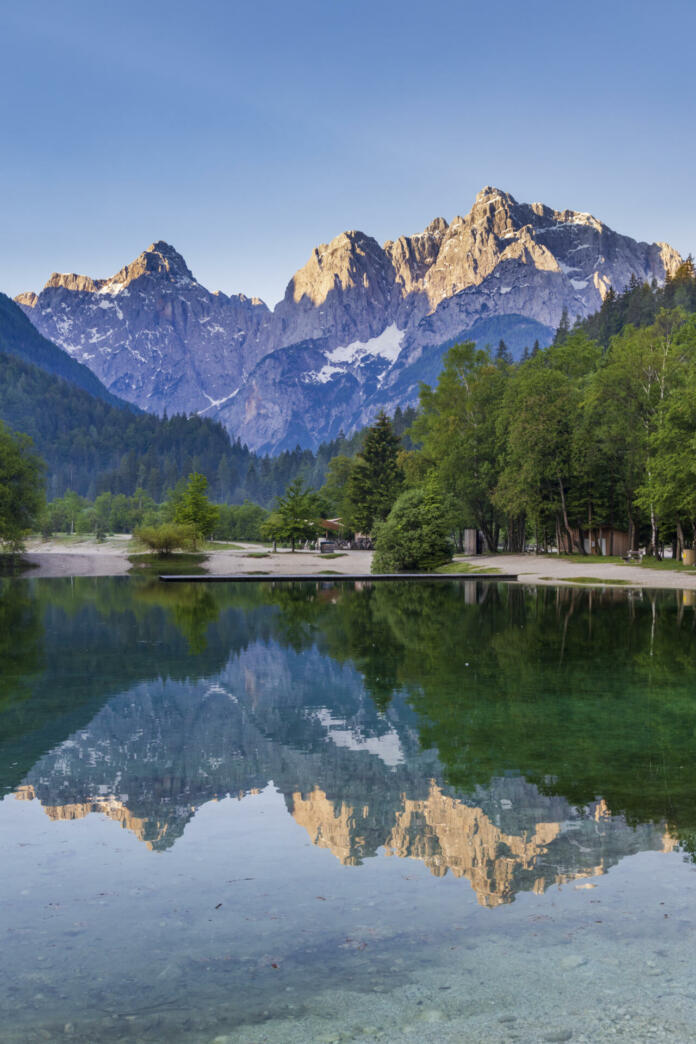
left=319, top=518, right=343, bottom=539
left=570, top=527, right=630, bottom=557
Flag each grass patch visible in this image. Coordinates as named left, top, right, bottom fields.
left=435, top=561, right=501, bottom=575
left=557, top=552, right=696, bottom=573
left=128, top=552, right=208, bottom=576
left=246, top=551, right=271, bottom=559
left=563, top=576, right=630, bottom=586
left=246, top=570, right=270, bottom=575
left=205, top=541, right=243, bottom=551
left=639, top=558, right=696, bottom=572
left=556, top=553, right=627, bottom=565
left=316, top=552, right=347, bottom=560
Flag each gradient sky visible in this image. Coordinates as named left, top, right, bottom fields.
left=2, top=0, right=695, bottom=306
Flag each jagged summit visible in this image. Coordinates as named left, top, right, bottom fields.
left=474, top=184, right=517, bottom=205
left=18, top=241, right=196, bottom=301
left=112, top=240, right=195, bottom=287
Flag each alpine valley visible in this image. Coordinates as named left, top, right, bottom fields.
left=17, top=187, right=682, bottom=452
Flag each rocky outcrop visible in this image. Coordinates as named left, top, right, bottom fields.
left=17, top=190, right=682, bottom=449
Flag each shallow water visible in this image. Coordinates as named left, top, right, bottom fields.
left=1, top=577, right=695, bottom=1042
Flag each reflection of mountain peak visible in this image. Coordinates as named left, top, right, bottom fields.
left=288, top=780, right=671, bottom=906
left=14, top=785, right=168, bottom=849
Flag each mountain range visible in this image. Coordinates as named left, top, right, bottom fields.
left=17, top=187, right=682, bottom=452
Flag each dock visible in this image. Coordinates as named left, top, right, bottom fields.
left=159, top=573, right=517, bottom=583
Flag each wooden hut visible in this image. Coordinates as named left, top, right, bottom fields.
left=569, top=527, right=630, bottom=556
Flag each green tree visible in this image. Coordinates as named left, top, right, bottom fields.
left=372, top=487, right=452, bottom=573
left=214, top=500, right=268, bottom=541
left=0, top=422, right=44, bottom=550
left=320, top=454, right=356, bottom=525
left=348, top=412, right=403, bottom=533
left=173, top=472, right=219, bottom=545
left=262, top=478, right=323, bottom=551
left=410, top=342, right=508, bottom=552
left=495, top=360, right=580, bottom=552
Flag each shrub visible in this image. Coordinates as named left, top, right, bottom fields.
left=134, top=523, right=196, bottom=555
left=372, top=488, right=452, bottom=573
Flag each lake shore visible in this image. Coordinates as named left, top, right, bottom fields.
left=16, top=536, right=696, bottom=589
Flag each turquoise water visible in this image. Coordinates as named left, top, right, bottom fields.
left=1, top=577, right=695, bottom=1042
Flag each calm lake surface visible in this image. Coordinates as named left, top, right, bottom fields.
left=1, top=576, right=695, bottom=1043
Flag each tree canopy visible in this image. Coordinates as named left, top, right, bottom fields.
left=0, top=421, right=44, bottom=550
left=372, top=487, right=452, bottom=573
left=261, top=478, right=325, bottom=551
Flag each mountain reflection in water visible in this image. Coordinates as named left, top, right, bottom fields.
left=2, top=575, right=695, bottom=908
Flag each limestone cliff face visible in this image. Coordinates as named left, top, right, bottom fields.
left=17, top=190, right=682, bottom=450
left=273, top=231, right=399, bottom=349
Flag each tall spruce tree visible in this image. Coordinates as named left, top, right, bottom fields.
left=173, top=472, right=219, bottom=544
left=348, top=411, right=403, bottom=534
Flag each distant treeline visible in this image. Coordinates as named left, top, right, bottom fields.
left=42, top=488, right=269, bottom=542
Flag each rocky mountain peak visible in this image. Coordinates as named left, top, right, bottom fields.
left=424, top=216, right=449, bottom=236
left=286, top=229, right=389, bottom=307
left=270, top=229, right=398, bottom=349
left=109, top=240, right=195, bottom=289
left=30, top=241, right=196, bottom=300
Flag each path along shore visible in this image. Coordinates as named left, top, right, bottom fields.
left=14, top=536, right=696, bottom=590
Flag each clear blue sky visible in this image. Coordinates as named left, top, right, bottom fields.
left=2, top=0, right=694, bottom=306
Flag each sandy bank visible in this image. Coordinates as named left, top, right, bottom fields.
left=16, top=538, right=696, bottom=589
left=475, top=552, right=696, bottom=590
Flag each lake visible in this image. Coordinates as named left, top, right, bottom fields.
left=1, top=577, right=695, bottom=1043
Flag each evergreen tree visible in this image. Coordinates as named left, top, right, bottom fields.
left=495, top=338, right=512, bottom=364
left=554, top=307, right=570, bottom=345
left=173, top=472, right=219, bottom=544
left=348, top=411, right=403, bottom=533
left=261, top=478, right=323, bottom=551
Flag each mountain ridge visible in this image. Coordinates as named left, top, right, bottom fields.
left=16, top=187, right=682, bottom=451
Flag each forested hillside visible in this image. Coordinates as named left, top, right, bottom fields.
left=0, top=335, right=415, bottom=505
left=405, top=260, right=696, bottom=556
left=0, top=293, right=126, bottom=406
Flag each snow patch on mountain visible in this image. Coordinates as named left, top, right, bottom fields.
left=306, top=323, right=406, bottom=384
left=327, top=322, right=405, bottom=366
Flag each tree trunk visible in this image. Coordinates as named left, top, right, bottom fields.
left=628, top=514, right=637, bottom=552
left=557, top=476, right=582, bottom=553
left=647, top=501, right=660, bottom=558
